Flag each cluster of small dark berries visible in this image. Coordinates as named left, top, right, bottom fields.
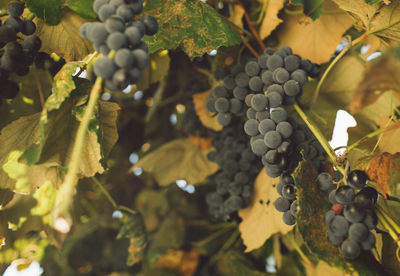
left=273, top=174, right=299, bottom=225
left=0, top=0, right=42, bottom=102
left=206, top=127, right=262, bottom=221
left=80, top=0, right=158, bottom=91
left=323, top=170, right=378, bottom=260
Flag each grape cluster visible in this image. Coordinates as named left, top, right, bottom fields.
left=206, top=127, right=262, bottom=221
left=323, top=170, right=378, bottom=260
left=273, top=174, right=298, bottom=225
left=80, top=0, right=158, bottom=91
left=0, top=0, right=41, bottom=102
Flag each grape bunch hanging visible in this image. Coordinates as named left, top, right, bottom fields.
left=323, top=170, right=378, bottom=260
left=80, top=0, right=158, bottom=91
left=0, top=0, right=42, bottom=101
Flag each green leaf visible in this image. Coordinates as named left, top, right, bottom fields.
left=217, top=250, right=268, bottom=276
left=31, top=181, right=58, bottom=224
left=66, top=0, right=97, bottom=19
left=133, top=138, right=219, bottom=186
left=135, top=50, right=170, bottom=91
left=25, top=0, right=65, bottom=25
left=295, top=160, right=386, bottom=275
left=303, top=0, right=324, bottom=20
left=143, top=0, right=241, bottom=58
left=34, top=10, right=94, bottom=62
left=0, top=67, right=53, bottom=129
left=117, top=213, right=148, bottom=266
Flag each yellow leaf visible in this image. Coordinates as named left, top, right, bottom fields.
left=229, top=4, right=245, bottom=29
left=238, top=170, right=293, bottom=252
left=378, top=118, right=400, bottom=154
left=34, top=10, right=94, bottom=62
left=133, top=138, right=219, bottom=186
left=333, top=0, right=400, bottom=43
left=305, top=260, right=357, bottom=276
left=192, top=90, right=222, bottom=131
left=277, top=2, right=352, bottom=63
left=259, top=0, right=285, bottom=39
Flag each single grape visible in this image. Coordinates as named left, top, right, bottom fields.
left=21, top=20, right=36, bottom=36
left=233, top=87, right=248, bottom=100
left=117, top=4, right=134, bottom=22
left=283, top=211, right=296, bottom=225
left=328, top=230, right=344, bottom=246
left=251, top=139, right=268, bottom=156
left=249, top=76, right=263, bottom=92
left=141, top=14, right=158, bottom=35
left=273, top=67, right=290, bottom=84
left=229, top=98, right=242, bottom=114
left=360, top=232, right=376, bottom=250
left=256, top=111, right=269, bottom=121
left=354, top=192, right=374, bottom=209
left=274, top=197, right=290, bottom=212
left=132, top=49, right=149, bottom=69
left=282, top=184, right=296, bottom=200
left=300, top=59, right=313, bottom=73
left=283, top=80, right=300, bottom=97
left=98, top=4, right=116, bottom=22
left=290, top=199, right=298, bottom=216
left=341, top=240, right=361, bottom=260
left=114, top=48, right=135, bottom=68
left=217, top=112, right=232, bottom=126
left=107, top=32, right=128, bottom=50
left=80, top=22, right=91, bottom=39
left=267, top=54, right=283, bottom=71
left=267, top=92, right=282, bottom=108
left=264, top=130, right=282, bottom=149
left=93, top=57, right=116, bottom=79
left=277, top=141, right=292, bottom=155
left=291, top=69, right=307, bottom=86
left=245, top=93, right=254, bottom=107
left=258, top=119, right=276, bottom=135
left=357, top=187, right=378, bottom=204
left=329, top=215, right=349, bottom=237
left=284, top=55, right=300, bottom=72
left=270, top=107, right=287, bottom=124
left=105, top=15, right=126, bottom=33
left=363, top=209, right=378, bottom=229
left=276, top=121, right=293, bottom=139
left=258, top=54, right=269, bottom=69
left=261, top=70, right=273, bottom=84
left=246, top=108, right=256, bottom=120
left=347, top=170, right=368, bottom=189
left=93, top=0, right=108, bottom=13
left=348, top=222, right=369, bottom=242
left=223, top=75, right=235, bottom=90
left=324, top=210, right=335, bottom=227
left=245, top=61, right=260, bottom=76
left=7, top=1, right=24, bottom=17
left=112, top=68, right=130, bottom=90
left=344, top=202, right=365, bottom=223
left=251, top=94, right=268, bottom=111
left=329, top=189, right=338, bottom=204
left=244, top=119, right=259, bottom=136
left=335, top=186, right=355, bottom=205
left=214, top=97, right=230, bottom=113
left=265, top=149, right=279, bottom=164
left=87, top=22, right=108, bottom=44
left=235, top=72, right=249, bottom=88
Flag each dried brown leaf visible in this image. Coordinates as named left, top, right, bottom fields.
left=192, top=90, right=222, bottom=131
left=238, top=170, right=293, bottom=252
left=259, top=0, right=285, bottom=39
left=349, top=57, right=400, bottom=113
left=362, top=152, right=400, bottom=197
left=277, top=4, right=352, bottom=64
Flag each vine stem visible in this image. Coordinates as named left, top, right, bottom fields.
left=237, top=0, right=266, bottom=51
left=51, top=76, right=104, bottom=228
left=309, top=33, right=368, bottom=106
left=375, top=205, right=400, bottom=251
left=241, top=36, right=259, bottom=58
left=76, top=51, right=100, bottom=77
left=293, top=103, right=345, bottom=176
left=92, top=177, right=137, bottom=216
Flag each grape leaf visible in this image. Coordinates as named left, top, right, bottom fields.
left=229, top=4, right=245, bottom=30
left=0, top=67, right=53, bottom=129
left=277, top=2, right=352, bottom=64
left=192, top=90, right=222, bottom=131
left=349, top=56, right=400, bottom=113
left=34, top=10, right=94, bottom=62
left=332, top=0, right=400, bottom=43
left=136, top=50, right=171, bottom=91
left=259, top=0, right=285, bottom=40
left=217, top=250, right=269, bottom=276
left=155, top=249, right=199, bottom=275
left=238, top=169, right=293, bottom=252
left=66, top=0, right=97, bottom=19
left=303, top=0, right=324, bottom=20
left=117, top=213, right=148, bottom=266
left=358, top=152, right=400, bottom=197
left=295, top=160, right=385, bottom=275
left=133, top=138, right=219, bottom=186
left=142, top=0, right=242, bottom=58
left=25, top=0, right=65, bottom=25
